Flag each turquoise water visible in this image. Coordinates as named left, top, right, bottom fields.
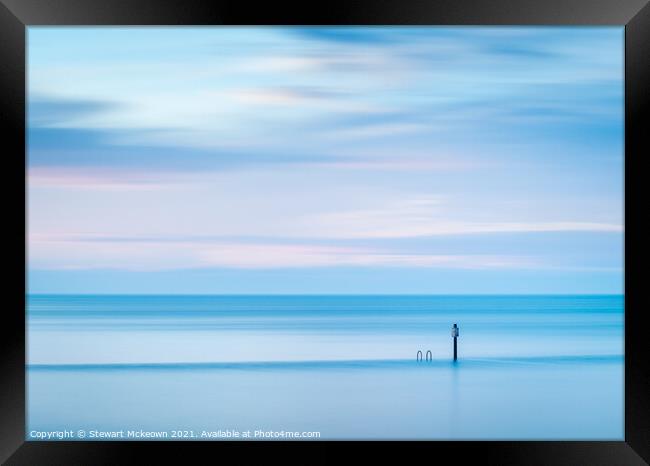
left=27, top=295, right=624, bottom=440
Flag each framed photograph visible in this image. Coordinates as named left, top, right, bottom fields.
left=2, top=0, right=648, bottom=464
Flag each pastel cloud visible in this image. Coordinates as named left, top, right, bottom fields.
left=28, top=234, right=536, bottom=271
left=28, top=167, right=174, bottom=191
left=301, top=199, right=623, bottom=239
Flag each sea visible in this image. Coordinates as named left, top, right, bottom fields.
left=26, top=294, right=624, bottom=440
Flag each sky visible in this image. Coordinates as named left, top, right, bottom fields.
left=26, top=27, right=624, bottom=294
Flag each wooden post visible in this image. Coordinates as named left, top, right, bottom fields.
left=452, top=323, right=459, bottom=361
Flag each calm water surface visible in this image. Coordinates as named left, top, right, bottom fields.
left=27, top=295, right=623, bottom=440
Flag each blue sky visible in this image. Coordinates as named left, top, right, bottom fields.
left=27, top=27, right=624, bottom=294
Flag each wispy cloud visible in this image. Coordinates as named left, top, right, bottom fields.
left=28, top=27, right=623, bottom=167
left=29, top=96, right=120, bottom=127
left=28, top=233, right=536, bottom=271
left=301, top=198, right=623, bottom=239
left=314, top=158, right=475, bottom=172
left=28, top=167, right=175, bottom=191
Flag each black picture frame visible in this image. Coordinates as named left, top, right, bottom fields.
left=2, top=1, right=648, bottom=464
